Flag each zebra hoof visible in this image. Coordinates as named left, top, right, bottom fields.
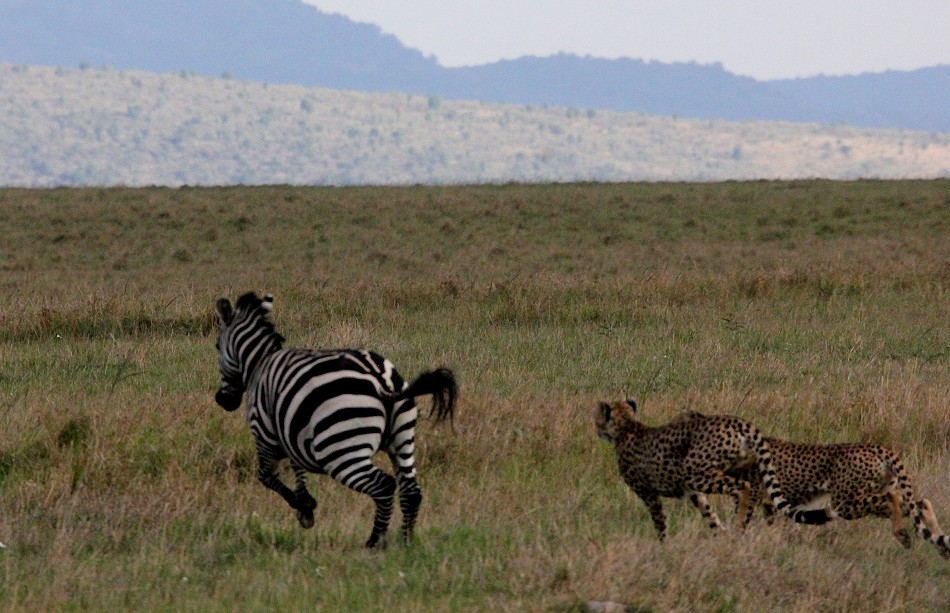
left=296, top=510, right=315, bottom=529
left=365, top=534, right=387, bottom=549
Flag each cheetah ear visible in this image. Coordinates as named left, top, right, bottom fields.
left=216, top=298, right=234, bottom=327
left=598, top=402, right=612, bottom=422
left=625, top=398, right=638, bottom=413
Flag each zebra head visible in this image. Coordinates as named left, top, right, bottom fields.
left=214, top=292, right=283, bottom=412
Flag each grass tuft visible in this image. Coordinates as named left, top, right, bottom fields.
left=56, top=416, right=93, bottom=450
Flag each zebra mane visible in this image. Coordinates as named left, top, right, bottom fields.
left=234, top=292, right=285, bottom=348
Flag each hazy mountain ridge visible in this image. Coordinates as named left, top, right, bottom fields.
left=439, top=56, right=806, bottom=124
left=2, top=64, right=949, bottom=187
left=1, top=0, right=948, bottom=131
left=769, top=66, right=950, bottom=131
left=0, top=0, right=442, bottom=92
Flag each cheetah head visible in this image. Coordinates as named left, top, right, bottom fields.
left=595, top=399, right=638, bottom=443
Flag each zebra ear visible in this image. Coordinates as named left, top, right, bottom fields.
left=261, top=294, right=274, bottom=316
left=216, top=298, right=234, bottom=326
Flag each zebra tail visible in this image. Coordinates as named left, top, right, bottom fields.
left=394, top=367, right=458, bottom=424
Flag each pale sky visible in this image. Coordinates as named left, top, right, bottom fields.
left=304, top=1, right=950, bottom=80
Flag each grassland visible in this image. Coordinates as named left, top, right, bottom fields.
left=0, top=181, right=948, bottom=612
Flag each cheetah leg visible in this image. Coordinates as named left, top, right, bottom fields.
left=854, top=490, right=950, bottom=558
left=735, top=486, right=751, bottom=527
left=919, top=499, right=943, bottom=534
left=833, top=490, right=912, bottom=549
left=886, top=491, right=912, bottom=549
left=685, top=468, right=749, bottom=529
left=639, top=493, right=667, bottom=540
left=734, top=481, right=763, bottom=523
left=735, top=475, right=770, bottom=524
left=725, top=487, right=752, bottom=527
left=915, top=498, right=950, bottom=559
left=688, top=492, right=724, bottom=531
left=852, top=489, right=943, bottom=549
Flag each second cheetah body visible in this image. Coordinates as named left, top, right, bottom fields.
left=735, top=436, right=950, bottom=559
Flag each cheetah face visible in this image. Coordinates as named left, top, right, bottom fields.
left=595, top=399, right=638, bottom=442
left=595, top=402, right=616, bottom=441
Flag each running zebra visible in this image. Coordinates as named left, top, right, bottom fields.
left=214, top=292, right=457, bottom=548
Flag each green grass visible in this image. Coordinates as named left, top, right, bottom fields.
left=1, top=181, right=949, bottom=611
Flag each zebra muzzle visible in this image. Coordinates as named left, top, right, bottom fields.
left=215, top=388, right=242, bottom=411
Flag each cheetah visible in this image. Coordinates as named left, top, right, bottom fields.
left=727, top=432, right=950, bottom=559
left=594, top=399, right=831, bottom=539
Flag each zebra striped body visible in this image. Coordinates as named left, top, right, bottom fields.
left=215, top=292, right=456, bottom=548
left=250, top=348, right=415, bottom=480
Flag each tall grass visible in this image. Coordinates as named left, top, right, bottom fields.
left=0, top=181, right=948, bottom=611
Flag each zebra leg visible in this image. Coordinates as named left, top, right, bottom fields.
left=337, top=461, right=397, bottom=549
left=396, top=474, right=423, bottom=542
left=387, top=398, right=422, bottom=543
left=291, top=462, right=316, bottom=529
left=256, top=445, right=299, bottom=513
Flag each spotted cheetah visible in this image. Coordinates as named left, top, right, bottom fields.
left=727, top=432, right=950, bottom=559
left=594, top=400, right=831, bottom=539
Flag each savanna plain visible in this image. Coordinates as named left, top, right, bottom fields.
left=0, top=181, right=948, bottom=612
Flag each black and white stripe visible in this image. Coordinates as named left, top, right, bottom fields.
left=214, top=292, right=456, bottom=548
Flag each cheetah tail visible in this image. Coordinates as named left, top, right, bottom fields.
left=886, top=451, right=950, bottom=560
left=752, top=433, right=833, bottom=526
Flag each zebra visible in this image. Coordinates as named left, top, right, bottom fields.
left=213, top=291, right=457, bottom=548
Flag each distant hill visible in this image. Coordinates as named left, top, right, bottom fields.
left=1, top=0, right=949, bottom=131
left=2, top=64, right=948, bottom=187
left=0, top=0, right=443, bottom=92
left=769, top=67, right=950, bottom=131
left=439, top=56, right=803, bottom=124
